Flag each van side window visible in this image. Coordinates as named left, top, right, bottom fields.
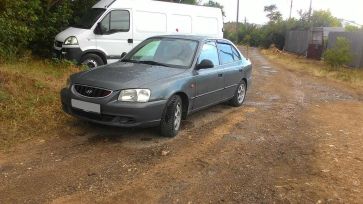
left=100, top=10, right=130, bottom=33
left=217, top=43, right=234, bottom=64
left=198, top=42, right=220, bottom=67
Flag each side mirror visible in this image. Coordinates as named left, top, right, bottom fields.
left=196, top=59, right=214, bottom=70
left=94, top=22, right=103, bottom=35
left=120, top=52, right=127, bottom=59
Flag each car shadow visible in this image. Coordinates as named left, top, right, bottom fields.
left=62, top=103, right=239, bottom=147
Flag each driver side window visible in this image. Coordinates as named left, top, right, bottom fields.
left=100, top=10, right=130, bottom=34
left=198, top=42, right=220, bottom=67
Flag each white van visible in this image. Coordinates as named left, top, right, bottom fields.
left=53, top=0, right=223, bottom=68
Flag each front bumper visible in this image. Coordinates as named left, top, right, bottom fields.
left=60, top=88, right=167, bottom=128
left=53, top=47, right=83, bottom=63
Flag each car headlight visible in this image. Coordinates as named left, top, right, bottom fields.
left=64, top=36, right=78, bottom=45
left=118, top=89, right=151, bottom=102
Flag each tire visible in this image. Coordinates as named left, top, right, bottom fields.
left=80, top=53, right=104, bottom=69
left=229, top=80, right=247, bottom=107
left=160, top=95, right=183, bottom=137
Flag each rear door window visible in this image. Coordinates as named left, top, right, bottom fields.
left=217, top=43, right=234, bottom=64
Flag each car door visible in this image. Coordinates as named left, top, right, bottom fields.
left=217, top=42, right=244, bottom=100
left=96, top=9, right=134, bottom=62
left=193, top=41, right=224, bottom=110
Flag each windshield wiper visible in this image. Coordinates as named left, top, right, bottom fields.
left=121, top=59, right=140, bottom=63
left=138, top=60, right=168, bottom=67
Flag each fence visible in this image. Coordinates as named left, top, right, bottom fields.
left=284, top=30, right=310, bottom=55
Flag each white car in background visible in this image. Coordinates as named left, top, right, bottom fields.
left=53, top=0, right=224, bottom=68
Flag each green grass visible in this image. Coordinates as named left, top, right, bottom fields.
left=0, top=59, right=82, bottom=150
left=261, top=49, right=363, bottom=89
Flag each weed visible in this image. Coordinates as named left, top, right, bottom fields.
left=261, top=49, right=363, bottom=88
left=0, top=59, right=82, bottom=150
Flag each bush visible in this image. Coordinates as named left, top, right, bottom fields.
left=0, top=0, right=99, bottom=61
left=323, top=37, right=352, bottom=68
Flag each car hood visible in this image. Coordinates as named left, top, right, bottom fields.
left=71, top=62, right=186, bottom=90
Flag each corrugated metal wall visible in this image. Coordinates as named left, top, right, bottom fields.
left=327, top=32, right=363, bottom=68
left=284, top=30, right=311, bottom=55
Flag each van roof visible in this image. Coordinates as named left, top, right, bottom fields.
left=93, top=0, right=222, bottom=12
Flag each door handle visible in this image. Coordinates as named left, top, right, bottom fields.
left=128, top=39, right=133, bottom=43
left=218, top=73, right=223, bottom=77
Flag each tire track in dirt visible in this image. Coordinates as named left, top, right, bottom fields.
left=50, top=107, right=256, bottom=203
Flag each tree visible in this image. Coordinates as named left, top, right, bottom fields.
left=345, top=25, right=360, bottom=32
left=264, top=5, right=282, bottom=23
left=157, top=0, right=199, bottom=4
left=203, top=1, right=225, bottom=16
left=311, top=10, right=342, bottom=27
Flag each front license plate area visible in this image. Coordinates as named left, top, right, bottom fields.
left=71, top=99, right=100, bottom=114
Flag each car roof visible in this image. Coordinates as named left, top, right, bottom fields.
left=149, top=35, right=232, bottom=44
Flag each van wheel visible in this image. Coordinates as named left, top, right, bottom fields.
left=81, top=53, right=104, bottom=69
left=229, top=81, right=247, bottom=107
left=160, top=95, right=182, bottom=137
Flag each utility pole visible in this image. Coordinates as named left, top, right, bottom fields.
left=308, top=0, right=312, bottom=22
left=289, top=0, right=293, bottom=19
left=236, top=0, right=240, bottom=44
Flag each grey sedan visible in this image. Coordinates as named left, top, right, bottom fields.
left=61, top=35, right=252, bottom=137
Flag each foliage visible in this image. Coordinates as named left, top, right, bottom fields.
left=323, top=37, right=352, bottom=68
left=157, top=0, right=199, bottom=5
left=0, top=0, right=226, bottom=61
left=225, top=5, right=344, bottom=50
left=0, top=0, right=40, bottom=61
left=311, top=10, right=342, bottom=27
left=203, top=1, right=225, bottom=16
left=345, top=25, right=360, bottom=32
left=264, top=5, right=282, bottom=23
left=0, top=0, right=101, bottom=60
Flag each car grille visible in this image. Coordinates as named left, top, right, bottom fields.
left=54, top=41, right=63, bottom=48
left=73, top=85, right=112, bottom=98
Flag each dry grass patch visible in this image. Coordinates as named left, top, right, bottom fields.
left=0, top=60, right=82, bottom=150
left=261, top=49, right=363, bottom=89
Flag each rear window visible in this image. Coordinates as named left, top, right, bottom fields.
left=231, top=46, right=241, bottom=61
left=217, top=43, right=234, bottom=64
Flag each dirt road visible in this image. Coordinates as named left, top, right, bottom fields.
left=1, top=48, right=362, bottom=203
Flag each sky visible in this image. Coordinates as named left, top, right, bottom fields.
left=201, top=0, right=363, bottom=26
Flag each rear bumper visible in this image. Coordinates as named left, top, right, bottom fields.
left=53, top=47, right=83, bottom=63
left=60, top=88, right=167, bottom=128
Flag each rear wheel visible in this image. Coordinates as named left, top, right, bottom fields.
left=229, top=81, right=247, bottom=107
left=160, top=95, right=182, bottom=137
left=80, top=53, right=104, bottom=69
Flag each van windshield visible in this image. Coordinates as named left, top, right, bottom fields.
left=73, top=8, right=106, bottom=29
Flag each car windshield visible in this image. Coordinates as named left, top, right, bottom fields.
left=124, top=38, right=199, bottom=68
left=73, top=8, right=106, bottom=29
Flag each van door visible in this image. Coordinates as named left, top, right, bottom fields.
left=95, top=9, right=133, bottom=63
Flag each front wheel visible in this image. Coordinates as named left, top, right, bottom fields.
left=160, top=95, right=182, bottom=137
left=80, top=53, right=104, bottom=69
left=229, top=81, right=247, bottom=107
